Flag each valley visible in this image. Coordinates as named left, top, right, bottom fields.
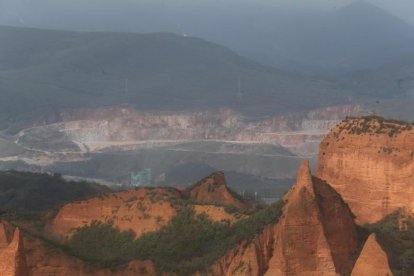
left=0, top=116, right=413, bottom=275
left=0, top=104, right=363, bottom=199
left=1, top=1, right=414, bottom=274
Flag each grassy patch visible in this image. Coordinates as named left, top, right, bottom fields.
left=67, top=201, right=284, bottom=274
left=339, top=116, right=414, bottom=138
left=68, top=220, right=136, bottom=267
left=365, top=211, right=414, bottom=275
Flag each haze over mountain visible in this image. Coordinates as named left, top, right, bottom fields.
left=264, top=1, right=414, bottom=73
left=1, top=0, right=414, bottom=74
left=0, top=25, right=348, bottom=129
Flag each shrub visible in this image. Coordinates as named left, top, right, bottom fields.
left=68, top=220, right=136, bottom=267
left=67, top=201, right=284, bottom=274
left=0, top=171, right=109, bottom=220
left=366, top=211, right=414, bottom=275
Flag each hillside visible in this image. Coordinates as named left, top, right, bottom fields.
left=0, top=148, right=412, bottom=274
left=294, top=1, right=414, bottom=72
left=0, top=160, right=367, bottom=275
left=230, top=0, right=414, bottom=74
left=231, top=0, right=414, bottom=75
left=0, top=25, right=348, bottom=130
left=2, top=1, right=413, bottom=76
left=344, top=52, right=414, bottom=99
left=0, top=171, right=110, bottom=218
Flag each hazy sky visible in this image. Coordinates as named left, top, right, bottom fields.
left=1, top=0, right=414, bottom=27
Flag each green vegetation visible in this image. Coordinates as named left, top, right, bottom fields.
left=67, top=220, right=136, bottom=268
left=0, top=25, right=348, bottom=130
left=339, top=116, right=413, bottom=137
left=0, top=170, right=109, bottom=219
left=366, top=211, right=414, bottom=275
left=67, top=202, right=284, bottom=274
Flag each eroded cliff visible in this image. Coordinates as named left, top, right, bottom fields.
left=317, top=116, right=414, bottom=224
left=0, top=227, right=28, bottom=276
left=214, top=161, right=363, bottom=276
left=187, top=172, right=246, bottom=208
left=212, top=224, right=276, bottom=276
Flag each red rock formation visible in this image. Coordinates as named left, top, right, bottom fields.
left=0, top=222, right=13, bottom=249
left=46, top=188, right=180, bottom=240
left=312, top=177, right=361, bottom=275
left=318, top=116, right=414, bottom=223
left=214, top=161, right=361, bottom=276
left=266, top=161, right=337, bottom=275
left=0, top=228, right=28, bottom=276
left=212, top=225, right=276, bottom=276
left=187, top=172, right=246, bottom=208
left=0, top=161, right=395, bottom=276
left=47, top=179, right=243, bottom=242
left=351, top=233, right=392, bottom=276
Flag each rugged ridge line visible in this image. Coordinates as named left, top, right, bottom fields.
left=186, top=172, right=246, bottom=208
left=213, top=161, right=362, bottom=275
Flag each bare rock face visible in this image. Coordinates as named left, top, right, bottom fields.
left=317, top=117, right=414, bottom=224
left=266, top=161, right=360, bottom=276
left=312, top=177, right=361, bottom=275
left=266, top=161, right=336, bottom=275
left=212, top=224, right=276, bottom=276
left=213, top=161, right=361, bottom=276
left=187, top=172, right=246, bottom=208
left=46, top=188, right=180, bottom=240
left=0, top=228, right=28, bottom=276
left=0, top=222, right=13, bottom=249
left=351, top=234, right=392, bottom=276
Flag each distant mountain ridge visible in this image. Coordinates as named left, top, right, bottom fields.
left=0, top=25, right=348, bottom=129
left=1, top=1, right=412, bottom=75
left=263, top=0, right=414, bottom=74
